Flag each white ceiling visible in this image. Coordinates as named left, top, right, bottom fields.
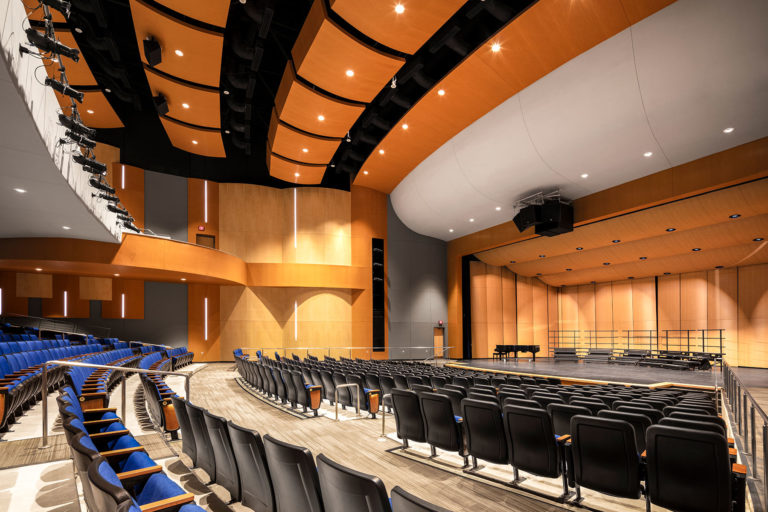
left=0, top=45, right=118, bottom=243
left=390, top=0, right=768, bottom=241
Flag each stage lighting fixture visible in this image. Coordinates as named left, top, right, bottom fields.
left=89, top=178, right=115, bottom=194
left=123, top=221, right=141, bottom=233
left=73, top=154, right=106, bottom=174
left=59, top=114, right=95, bottom=138
left=41, top=0, right=71, bottom=16
left=25, top=29, right=79, bottom=61
left=107, top=203, right=129, bottom=216
left=143, top=37, right=162, bottom=67
left=117, top=214, right=134, bottom=223
left=153, top=94, right=169, bottom=115
left=65, top=130, right=95, bottom=148
left=93, top=193, right=119, bottom=203
left=45, top=78, right=83, bottom=102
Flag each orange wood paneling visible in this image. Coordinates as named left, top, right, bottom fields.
left=501, top=268, right=517, bottom=346
left=159, top=117, right=225, bottom=158
left=145, top=68, right=220, bottom=128
left=594, top=282, right=613, bottom=332
left=330, top=0, right=465, bottom=55
left=102, top=279, right=144, bottom=319
left=708, top=268, right=738, bottom=364
left=611, top=280, right=633, bottom=337
left=486, top=265, right=503, bottom=349
left=268, top=114, right=341, bottom=164
left=292, top=0, right=405, bottom=103
left=680, top=271, right=707, bottom=331
left=515, top=275, right=533, bottom=346
left=188, top=283, right=220, bottom=362
left=559, top=286, right=579, bottom=332
left=42, top=275, right=89, bottom=318
left=577, top=284, right=596, bottom=333
left=247, top=263, right=367, bottom=289
left=79, top=277, right=112, bottom=301
left=188, top=179, right=219, bottom=249
left=275, top=66, right=366, bottom=138
left=657, top=275, right=681, bottom=347
left=469, top=261, right=489, bottom=358
left=0, top=272, right=28, bottom=316
left=153, top=0, right=230, bottom=28
left=129, top=0, right=224, bottom=87
left=16, top=272, right=52, bottom=298
left=267, top=154, right=327, bottom=185
left=631, top=277, right=656, bottom=332
left=737, top=264, right=768, bottom=368
left=107, top=163, right=145, bottom=230
left=531, top=279, right=549, bottom=351
left=57, top=91, right=123, bottom=129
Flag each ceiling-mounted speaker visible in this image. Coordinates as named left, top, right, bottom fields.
left=143, top=37, right=161, bottom=67
left=535, top=200, right=573, bottom=237
left=513, top=204, right=540, bottom=232
left=152, top=94, right=169, bottom=115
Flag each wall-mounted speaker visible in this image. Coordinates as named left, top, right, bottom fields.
left=143, top=38, right=162, bottom=67
left=535, top=200, right=573, bottom=236
left=372, top=238, right=385, bottom=352
left=513, top=204, right=540, bottom=232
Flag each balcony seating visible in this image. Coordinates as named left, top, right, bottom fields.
left=166, top=347, right=193, bottom=369
left=462, top=398, right=507, bottom=470
left=419, top=392, right=467, bottom=463
left=263, top=434, right=323, bottom=512
left=391, top=389, right=426, bottom=449
left=226, top=421, right=275, bottom=512
left=203, top=410, right=241, bottom=503
left=316, top=453, right=392, bottom=512
left=390, top=486, right=451, bottom=512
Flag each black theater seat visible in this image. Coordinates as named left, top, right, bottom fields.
left=462, top=398, right=507, bottom=469
left=391, top=389, right=426, bottom=449
left=321, top=370, right=336, bottom=404
left=171, top=396, right=197, bottom=467
left=391, top=486, right=451, bottom=512
left=570, top=399, right=608, bottom=415
left=419, top=392, right=466, bottom=463
left=616, top=405, right=663, bottom=423
left=411, top=383, right=434, bottom=394
left=380, top=375, right=395, bottom=412
left=280, top=369, right=297, bottom=407
left=503, top=397, right=541, bottom=409
left=263, top=434, right=323, bottom=512
left=226, top=421, right=276, bottom=512
left=435, top=388, right=464, bottom=418
left=185, top=402, right=217, bottom=483
left=547, top=403, right=591, bottom=436
left=669, top=411, right=727, bottom=429
left=597, top=410, right=652, bottom=452
left=203, top=410, right=241, bottom=503
left=316, top=454, right=391, bottom=512
left=531, top=392, right=564, bottom=409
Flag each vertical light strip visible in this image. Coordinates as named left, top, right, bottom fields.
left=204, top=180, right=208, bottom=223
left=293, top=188, right=297, bottom=249
left=204, top=297, right=209, bottom=341
left=121, top=293, right=126, bottom=319
left=121, top=165, right=125, bottom=190
left=63, top=291, right=68, bottom=317
left=294, top=300, right=298, bottom=341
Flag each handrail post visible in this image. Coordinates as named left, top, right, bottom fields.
left=380, top=393, right=391, bottom=437
left=751, top=406, right=756, bottom=469
left=334, top=383, right=360, bottom=421
left=40, top=363, right=49, bottom=449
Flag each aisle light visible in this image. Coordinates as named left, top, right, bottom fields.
left=63, top=291, right=68, bottom=317
left=121, top=293, right=125, bottom=318
left=204, top=297, right=208, bottom=341
left=204, top=180, right=208, bottom=223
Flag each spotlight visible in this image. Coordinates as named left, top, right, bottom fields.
left=59, top=114, right=95, bottom=138
left=41, top=0, right=71, bottom=16
left=73, top=154, right=106, bottom=174
left=89, top=178, right=115, bottom=194
left=25, top=29, right=79, bottom=61
left=390, top=76, right=397, bottom=89
left=65, top=130, right=95, bottom=148
left=122, top=221, right=141, bottom=233
left=93, top=193, right=119, bottom=203
left=153, top=94, right=169, bottom=115
left=107, top=204, right=129, bottom=216
left=345, top=132, right=351, bottom=143
left=45, top=78, right=83, bottom=102
left=143, top=37, right=162, bottom=67
left=117, top=213, right=134, bottom=223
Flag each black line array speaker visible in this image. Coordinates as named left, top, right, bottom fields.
left=512, top=204, right=541, bottom=232
left=143, top=38, right=162, bottom=67
left=535, top=200, right=574, bottom=237
left=372, top=238, right=385, bottom=352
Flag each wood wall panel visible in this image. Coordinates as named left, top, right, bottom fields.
left=486, top=265, right=503, bottom=351
left=79, top=277, right=112, bottom=301
left=516, top=276, right=534, bottom=346
left=0, top=272, right=28, bottom=316
left=680, top=271, right=708, bottom=331
left=594, top=282, right=613, bottom=332
left=16, top=272, right=52, bottom=298
left=501, top=268, right=517, bottom=346
left=657, top=275, right=681, bottom=346
left=469, top=261, right=489, bottom=359
left=737, top=265, right=768, bottom=368
left=577, top=284, right=596, bottom=333
left=102, top=279, right=145, bottom=320
left=708, top=268, right=738, bottom=364
left=559, top=287, right=579, bottom=332
left=632, top=278, right=657, bottom=332
left=188, top=283, right=220, bottom=362
left=42, top=275, right=89, bottom=318
left=531, top=280, right=549, bottom=353
left=109, top=164, right=145, bottom=230
left=188, top=179, right=219, bottom=249
left=611, top=280, right=633, bottom=337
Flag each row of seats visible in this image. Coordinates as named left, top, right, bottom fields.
left=0, top=333, right=39, bottom=341
left=0, top=338, right=71, bottom=355
left=173, top=396, right=450, bottom=512
left=138, top=352, right=181, bottom=436
left=66, top=348, right=142, bottom=408
left=0, top=344, right=105, bottom=430
left=57, top=386, right=205, bottom=512
left=391, top=389, right=746, bottom=511
left=166, top=347, right=193, bottom=369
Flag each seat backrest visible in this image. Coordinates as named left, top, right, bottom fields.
left=434, top=388, right=464, bottom=418
left=531, top=393, right=564, bottom=409
left=185, top=402, right=216, bottom=481
left=419, top=392, right=461, bottom=452
left=461, top=398, right=507, bottom=465
left=411, top=383, right=434, bottom=394
left=570, top=399, right=608, bottom=415
left=203, top=410, right=240, bottom=502
left=658, top=417, right=726, bottom=437
left=390, top=486, right=450, bottom=512
left=391, top=389, right=426, bottom=443
left=646, top=425, right=731, bottom=512
left=668, top=411, right=726, bottom=429
left=87, top=456, right=134, bottom=512
left=316, top=454, right=391, bottom=512
left=547, top=403, right=591, bottom=436
left=263, top=434, right=323, bottom=512
left=597, top=410, right=652, bottom=452
left=503, top=405, right=560, bottom=478
left=443, top=384, right=466, bottom=396
left=663, top=404, right=717, bottom=417
left=226, top=421, right=275, bottom=512
left=379, top=375, right=395, bottom=397
left=502, top=397, right=541, bottom=409
left=570, top=415, right=641, bottom=499
left=615, top=405, right=663, bottom=423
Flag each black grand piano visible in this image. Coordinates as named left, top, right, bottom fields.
left=493, top=344, right=541, bottom=361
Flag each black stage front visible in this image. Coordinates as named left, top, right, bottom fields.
left=449, top=357, right=729, bottom=387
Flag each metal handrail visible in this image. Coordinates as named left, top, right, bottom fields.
left=41, top=360, right=196, bottom=448
left=334, top=383, right=360, bottom=421
left=380, top=393, right=391, bottom=437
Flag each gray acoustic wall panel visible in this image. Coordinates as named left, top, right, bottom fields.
left=144, top=170, right=188, bottom=241
left=387, top=197, right=447, bottom=360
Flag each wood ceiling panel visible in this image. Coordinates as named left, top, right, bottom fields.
left=329, top=0, right=466, bottom=55
left=145, top=68, right=220, bottom=128
left=275, top=66, right=365, bottom=138
left=56, top=91, right=123, bottom=129
left=129, top=0, right=224, bottom=87
left=268, top=112, right=341, bottom=165
left=34, top=29, right=97, bottom=86
left=267, top=153, right=326, bottom=185
left=152, top=0, right=231, bottom=28
left=356, top=0, right=676, bottom=193
left=292, top=0, right=405, bottom=103
left=159, top=117, right=225, bottom=158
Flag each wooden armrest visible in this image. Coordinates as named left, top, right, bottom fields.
left=732, top=463, right=746, bottom=476
left=0, top=387, right=8, bottom=391
left=84, top=408, right=117, bottom=414
left=139, top=493, right=195, bottom=512
left=728, top=447, right=737, bottom=457
left=83, top=418, right=121, bottom=426
left=641, top=450, right=647, bottom=458
left=90, top=429, right=130, bottom=439
left=366, top=389, right=381, bottom=394
left=81, top=392, right=107, bottom=398
left=100, top=446, right=145, bottom=458
left=556, top=435, right=571, bottom=442
left=307, top=385, right=322, bottom=390
left=117, top=465, right=162, bottom=481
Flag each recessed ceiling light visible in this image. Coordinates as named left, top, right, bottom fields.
left=538, top=254, right=546, bottom=258
left=317, top=114, right=325, bottom=121
left=663, top=272, right=671, bottom=275
left=723, top=127, right=734, bottom=133
left=580, top=173, right=588, bottom=179
left=378, top=149, right=385, bottom=155
left=666, top=228, right=676, bottom=232
left=35, top=267, right=42, bottom=272
left=491, top=42, right=501, bottom=53
left=345, top=69, right=354, bottom=77
left=754, top=237, right=764, bottom=242
left=13, top=188, right=26, bottom=194
left=449, top=229, right=454, bottom=233
left=294, top=172, right=300, bottom=177
left=612, top=239, right=620, bottom=243
left=180, top=278, right=187, bottom=281
left=715, top=265, right=724, bottom=269
left=639, top=256, right=647, bottom=260
left=628, top=276, right=635, bottom=280
left=402, top=123, right=408, bottom=130
left=729, top=214, right=741, bottom=219
left=74, top=27, right=83, bottom=34
left=192, top=140, right=198, bottom=145
left=509, top=260, right=516, bottom=264
left=437, top=89, right=445, bottom=96
left=565, top=268, right=572, bottom=272
left=223, top=90, right=230, bottom=95
left=105, top=88, right=111, bottom=93
left=603, top=262, right=611, bottom=266
left=576, top=247, right=583, bottom=251
left=182, top=103, right=190, bottom=109
left=62, top=226, right=71, bottom=230
left=224, top=129, right=230, bottom=134
left=394, top=3, right=405, bottom=14
left=643, top=151, right=653, bottom=157
left=495, top=206, right=501, bottom=211
left=86, top=109, right=94, bottom=114
left=363, top=170, right=369, bottom=175
left=175, top=49, right=184, bottom=57
left=113, top=273, right=120, bottom=277
left=468, top=218, right=474, bottom=222
left=692, top=248, right=702, bottom=252
left=302, top=148, right=308, bottom=153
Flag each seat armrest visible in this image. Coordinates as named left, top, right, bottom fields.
left=117, top=465, right=163, bottom=487
left=83, top=418, right=121, bottom=426
left=139, top=493, right=195, bottom=512
left=732, top=463, right=746, bottom=476
left=84, top=408, right=117, bottom=414
left=100, top=446, right=146, bottom=458
left=89, top=429, right=131, bottom=439
left=556, top=435, right=571, bottom=444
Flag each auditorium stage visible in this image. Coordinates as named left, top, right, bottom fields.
left=448, top=357, right=728, bottom=388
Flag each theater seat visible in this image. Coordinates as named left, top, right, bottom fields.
left=203, top=410, right=241, bottom=503
left=226, top=421, right=276, bottom=512
left=419, top=392, right=466, bottom=463
left=615, top=405, right=663, bottom=423
left=462, top=398, right=507, bottom=469
left=263, top=434, right=323, bottom=512
left=547, top=403, right=591, bottom=436
left=391, top=389, right=426, bottom=449
left=316, top=453, right=391, bottom=512
left=597, top=410, right=652, bottom=452
left=185, top=402, right=216, bottom=483
left=171, top=397, right=197, bottom=467
left=390, top=486, right=451, bottom=512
